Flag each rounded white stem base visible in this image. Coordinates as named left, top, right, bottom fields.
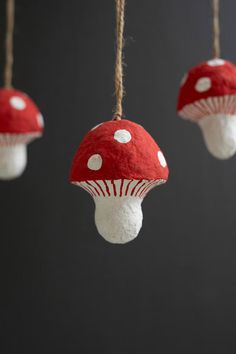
left=198, top=114, right=236, bottom=159
left=0, top=144, right=27, bottom=180
left=94, top=196, right=143, bottom=244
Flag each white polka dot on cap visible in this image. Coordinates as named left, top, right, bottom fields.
left=114, top=129, right=132, bottom=143
left=195, top=77, right=211, bottom=92
left=37, top=113, right=44, bottom=127
left=91, top=123, right=103, bottom=131
left=10, top=96, right=26, bottom=110
left=180, top=73, right=188, bottom=86
left=157, top=151, right=167, bottom=167
left=207, top=58, right=225, bottom=66
left=87, top=154, right=103, bottom=171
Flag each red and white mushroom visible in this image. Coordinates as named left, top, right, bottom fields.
left=70, top=119, right=169, bottom=244
left=177, top=58, right=236, bottom=159
left=0, top=88, right=44, bottom=179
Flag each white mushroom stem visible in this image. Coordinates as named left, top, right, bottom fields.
left=94, top=196, right=143, bottom=244
left=198, top=114, right=236, bottom=159
left=0, top=144, right=27, bottom=180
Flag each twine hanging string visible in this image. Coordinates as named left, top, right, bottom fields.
left=4, top=0, right=15, bottom=88
left=113, top=0, right=125, bottom=120
left=212, top=0, right=220, bottom=58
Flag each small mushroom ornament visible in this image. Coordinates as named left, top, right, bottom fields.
left=177, top=58, right=236, bottom=159
left=70, top=119, right=169, bottom=244
left=0, top=88, right=44, bottom=179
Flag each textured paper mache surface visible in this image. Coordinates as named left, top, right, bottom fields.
left=70, top=119, right=169, bottom=244
left=0, top=88, right=44, bottom=179
left=177, top=59, right=236, bottom=159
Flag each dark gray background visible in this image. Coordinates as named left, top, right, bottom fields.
left=1, top=0, right=236, bottom=353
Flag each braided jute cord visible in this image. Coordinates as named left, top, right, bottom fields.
left=4, top=0, right=15, bottom=88
left=212, top=0, right=220, bottom=58
left=113, top=0, right=125, bottom=121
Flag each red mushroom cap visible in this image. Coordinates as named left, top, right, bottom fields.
left=177, top=59, right=236, bottom=121
left=0, top=88, right=44, bottom=144
left=70, top=119, right=168, bottom=185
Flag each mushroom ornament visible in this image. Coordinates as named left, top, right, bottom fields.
left=70, top=119, right=169, bottom=244
left=0, top=88, right=44, bottom=179
left=177, top=58, right=236, bottom=159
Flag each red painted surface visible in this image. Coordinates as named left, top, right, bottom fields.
left=177, top=59, right=236, bottom=111
left=70, top=119, right=169, bottom=182
left=0, top=88, right=43, bottom=134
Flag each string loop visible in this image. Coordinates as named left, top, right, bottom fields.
left=113, top=0, right=125, bottom=121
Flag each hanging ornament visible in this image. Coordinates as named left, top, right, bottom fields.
left=70, top=0, right=169, bottom=244
left=177, top=0, right=236, bottom=159
left=0, top=0, right=44, bottom=180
